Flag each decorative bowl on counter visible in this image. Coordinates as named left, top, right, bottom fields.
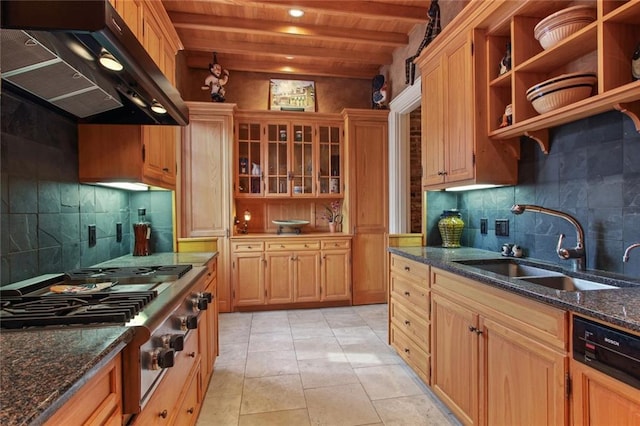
left=526, top=72, right=597, bottom=114
left=534, top=5, right=596, bottom=50
left=273, top=219, right=310, bottom=234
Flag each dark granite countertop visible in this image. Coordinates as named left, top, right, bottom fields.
left=0, top=252, right=218, bottom=426
left=388, top=246, right=640, bottom=332
left=0, top=327, right=133, bottom=426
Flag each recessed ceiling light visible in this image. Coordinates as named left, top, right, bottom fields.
left=289, top=9, right=304, bottom=18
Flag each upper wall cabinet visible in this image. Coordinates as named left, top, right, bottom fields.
left=484, top=0, right=640, bottom=152
left=234, top=111, right=343, bottom=199
left=416, top=9, right=518, bottom=191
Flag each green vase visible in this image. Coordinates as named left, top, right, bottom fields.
left=438, top=210, right=464, bottom=248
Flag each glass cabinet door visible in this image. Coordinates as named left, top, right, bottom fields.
left=318, top=123, right=342, bottom=195
left=291, top=123, right=314, bottom=196
left=266, top=123, right=289, bottom=195
left=237, top=122, right=262, bottom=195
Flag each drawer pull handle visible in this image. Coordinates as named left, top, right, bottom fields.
left=404, top=320, right=411, bottom=326
left=247, top=246, right=252, bottom=249
left=281, top=245, right=285, bottom=248
left=404, top=291, right=410, bottom=296
left=404, top=348, right=410, bottom=353
left=187, top=407, right=195, bottom=414
left=334, top=243, right=339, bottom=247
left=188, top=351, right=196, bottom=357
left=468, top=326, right=483, bottom=335
left=160, top=410, right=168, bottom=419
left=404, top=266, right=410, bottom=271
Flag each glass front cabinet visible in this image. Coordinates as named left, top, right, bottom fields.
left=235, top=114, right=343, bottom=199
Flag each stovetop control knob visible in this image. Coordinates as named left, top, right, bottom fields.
left=197, top=296, right=208, bottom=311
left=149, top=348, right=175, bottom=370
left=190, top=293, right=209, bottom=311
left=201, top=292, right=213, bottom=303
left=160, top=334, right=184, bottom=351
left=178, top=315, right=198, bottom=331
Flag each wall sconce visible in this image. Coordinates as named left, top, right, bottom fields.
left=238, top=209, right=251, bottom=234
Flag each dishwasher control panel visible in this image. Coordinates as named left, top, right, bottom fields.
left=573, top=316, right=640, bottom=390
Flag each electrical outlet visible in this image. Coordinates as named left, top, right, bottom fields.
left=88, top=224, right=97, bottom=247
left=116, top=223, right=122, bottom=242
left=495, top=219, right=509, bottom=237
left=480, top=218, right=488, bottom=235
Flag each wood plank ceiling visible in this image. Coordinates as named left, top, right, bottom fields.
left=162, top=0, right=431, bottom=79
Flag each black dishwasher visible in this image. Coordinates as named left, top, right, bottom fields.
left=573, top=316, right=640, bottom=390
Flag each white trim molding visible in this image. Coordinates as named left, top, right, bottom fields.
left=388, top=79, right=421, bottom=234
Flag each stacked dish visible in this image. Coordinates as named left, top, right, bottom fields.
left=526, top=72, right=597, bottom=114
left=534, top=5, right=596, bottom=50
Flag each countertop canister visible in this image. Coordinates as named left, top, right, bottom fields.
left=438, top=209, right=464, bottom=248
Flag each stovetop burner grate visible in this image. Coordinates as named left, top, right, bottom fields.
left=0, top=291, right=157, bottom=329
left=64, top=264, right=193, bottom=283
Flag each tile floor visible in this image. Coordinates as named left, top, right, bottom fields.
left=196, top=304, right=460, bottom=426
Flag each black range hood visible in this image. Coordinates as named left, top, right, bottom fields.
left=1, top=0, right=189, bottom=126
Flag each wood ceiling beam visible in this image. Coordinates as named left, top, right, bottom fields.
left=169, top=12, right=408, bottom=47
left=179, top=37, right=393, bottom=65
left=194, top=0, right=429, bottom=23
left=186, top=54, right=379, bottom=79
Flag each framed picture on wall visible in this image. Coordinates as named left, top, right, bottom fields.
left=269, top=79, right=316, bottom=112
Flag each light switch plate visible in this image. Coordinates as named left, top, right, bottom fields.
left=116, top=223, right=122, bottom=242
left=480, top=218, right=488, bottom=235
left=88, top=225, right=97, bottom=247
left=495, top=219, right=509, bottom=237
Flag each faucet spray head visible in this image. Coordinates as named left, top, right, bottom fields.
left=510, top=204, right=525, bottom=215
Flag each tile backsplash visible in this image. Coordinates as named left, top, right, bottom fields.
left=1, top=91, right=173, bottom=285
left=426, top=110, right=640, bottom=278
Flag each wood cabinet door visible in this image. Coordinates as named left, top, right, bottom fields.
left=110, top=0, right=143, bottom=40
left=265, top=122, right=290, bottom=196
left=571, top=359, right=640, bottom=426
left=321, top=249, right=351, bottom=301
left=174, top=364, right=201, bottom=426
left=443, top=30, right=475, bottom=184
left=294, top=251, right=321, bottom=302
left=482, top=317, right=568, bottom=426
left=142, top=7, right=163, bottom=70
left=421, top=55, right=446, bottom=187
left=142, top=126, right=169, bottom=183
left=232, top=252, right=265, bottom=306
left=432, top=292, right=478, bottom=426
left=265, top=252, right=294, bottom=304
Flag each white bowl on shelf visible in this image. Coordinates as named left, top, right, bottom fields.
left=534, top=5, right=596, bottom=50
left=526, top=72, right=597, bottom=114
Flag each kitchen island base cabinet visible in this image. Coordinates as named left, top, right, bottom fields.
left=571, top=359, right=640, bottom=426
left=44, top=353, right=122, bottom=426
left=431, top=267, right=568, bottom=426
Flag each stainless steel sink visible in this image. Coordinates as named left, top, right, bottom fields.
left=521, top=276, right=618, bottom=291
left=456, top=260, right=563, bottom=278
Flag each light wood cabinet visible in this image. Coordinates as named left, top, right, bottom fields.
left=431, top=267, right=569, bottom=426
left=342, top=109, right=388, bottom=305
left=571, top=358, right=640, bottom=426
left=231, top=236, right=350, bottom=309
left=78, top=124, right=177, bottom=190
left=417, top=25, right=517, bottom=190
left=389, top=254, right=431, bottom=384
left=234, top=111, right=343, bottom=198
left=486, top=0, right=640, bottom=150
left=198, top=257, right=218, bottom=396
left=180, top=102, right=235, bottom=313
left=45, top=352, right=122, bottom=426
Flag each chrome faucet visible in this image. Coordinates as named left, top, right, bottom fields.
left=623, top=243, right=640, bottom=262
left=510, top=204, right=586, bottom=271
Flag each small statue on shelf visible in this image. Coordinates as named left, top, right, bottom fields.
left=499, top=42, right=511, bottom=76
left=371, top=74, right=388, bottom=109
left=499, top=104, right=512, bottom=128
left=201, top=52, right=229, bottom=102
left=633, top=42, right=640, bottom=81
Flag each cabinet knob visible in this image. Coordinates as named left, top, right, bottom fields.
left=404, top=320, right=411, bottom=326
left=404, top=291, right=410, bottom=296
left=404, top=266, right=410, bottom=271
left=404, top=348, right=410, bottom=353
left=162, top=167, right=169, bottom=172
left=188, top=351, right=196, bottom=358
left=160, top=410, right=168, bottom=419
left=187, top=407, right=195, bottom=415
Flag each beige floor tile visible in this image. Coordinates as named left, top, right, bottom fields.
left=240, top=374, right=306, bottom=415
left=305, top=383, right=381, bottom=426
left=341, top=341, right=402, bottom=368
left=298, top=358, right=359, bottom=389
left=372, top=394, right=455, bottom=425
left=220, top=326, right=251, bottom=345
left=324, top=314, right=368, bottom=329
left=197, top=392, right=241, bottom=426
left=291, top=323, right=335, bottom=340
left=332, top=326, right=382, bottom=345
left=208, top=361, right=246, bottom=396
left=293, top=336, right=344, bottom=361
left=238, top=408, right=311, bottom=426
left=217, top=341, right=249, bottom=365
left=248, top=332, right=294, bottom=352
left=287, top=309, right=326, bottom=322
left=245, top=350, right=299, bottom=378
left=354, top=365, right=423, bottom=400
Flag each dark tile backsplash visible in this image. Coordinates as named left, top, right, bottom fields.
left=1, top=92, right=173, bottom=285
left=427, top=111, right=640, bottom=278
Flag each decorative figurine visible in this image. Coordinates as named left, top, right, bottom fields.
left=405, top=0, right=441, bottom=85
left=372, top=74, right=388, bottom=109
left=633, top=42, right=640, bottom=81
left=499, top=104, right=513, bottom=128
left=201, top=52, right=229, bottom=102
left=499, top=42, right=511, bottom=76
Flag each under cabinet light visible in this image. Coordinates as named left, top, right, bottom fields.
left=98, top=48, right=123, bottom=71
left=289, top=9, right=304, bottom=18
left=443, top=184, right=506, bottom=192
left=95, top=182, right=150, bottom=191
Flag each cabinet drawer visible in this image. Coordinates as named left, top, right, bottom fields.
left=321, top=239, right=351, bottom=250
left=390, top=255, right=429, bottom=289
left=390, top=298, right=430, bottom=352
left=390, top=324, right=430, bottom=384
left=266, top=240, right=320, bottom=251
left=231, top=241, right=264, bottom=252
left=390, top=274, right=430, bottom=312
